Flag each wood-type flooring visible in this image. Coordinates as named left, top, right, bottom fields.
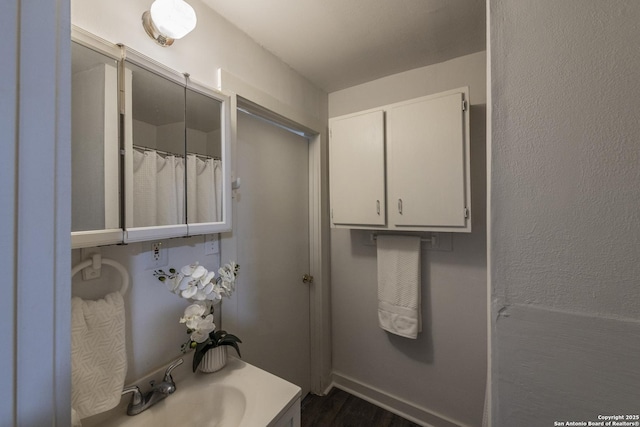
left=301, top=388, right=421, bottom=427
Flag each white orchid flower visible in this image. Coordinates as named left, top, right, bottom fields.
left=178, top=263, right=213, bottom=299
left=218, top=265, right=234, bottom=282
left=180, top=282, right=198, bottom=299
left=180, top=303, right=207, bottom=329
left=190, top=314, right=215, bottom=343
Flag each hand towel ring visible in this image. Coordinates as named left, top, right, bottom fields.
left=71, top=254, right=130, bottom=296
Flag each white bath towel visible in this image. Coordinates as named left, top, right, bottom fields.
left=71, top=292, right=127, bottom=420
left=377, top=235, right=422, bottom=339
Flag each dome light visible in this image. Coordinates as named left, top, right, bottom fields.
left=142, top=0, right=197, bottom=47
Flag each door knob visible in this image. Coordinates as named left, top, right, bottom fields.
left=302, top=274, right=314, bottom=284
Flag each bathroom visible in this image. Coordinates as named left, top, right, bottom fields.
left=3, top=1, right=640, bottom=426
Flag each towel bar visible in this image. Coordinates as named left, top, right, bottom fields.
left=370, top=233, right=437, bottom=246
left=71, top=254, right=130, bottom=295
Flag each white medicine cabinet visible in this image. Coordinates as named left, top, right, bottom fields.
left=71, top=28, right=232, bottom=248
left=329, top=87, right=471, bottom=232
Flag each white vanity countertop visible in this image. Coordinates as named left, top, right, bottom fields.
left=81, top=356, right=301, bottom=427
left=205, top=356, right=302, bottom=427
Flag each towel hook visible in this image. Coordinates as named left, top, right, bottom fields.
left=71, top=254, right=130, bottom=296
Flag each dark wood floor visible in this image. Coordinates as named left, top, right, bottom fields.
left=301, top=388, right=421, bottom=427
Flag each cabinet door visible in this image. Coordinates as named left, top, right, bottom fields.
left=71, top=37, right=123, bottom=248
left=330, top=110, right=385, bottom=226
left=184, top=82, right=232, bottom=236
left=387, top=91, right=469, bottom=229
left=123, top=54, right=189, bottom=242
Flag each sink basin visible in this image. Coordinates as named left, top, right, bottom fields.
left=106, top=385, right=246, bottom=427
left=82, top=357, right=300, bottom=427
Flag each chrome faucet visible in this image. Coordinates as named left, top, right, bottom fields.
left=122, top=358, right=184, bottom=416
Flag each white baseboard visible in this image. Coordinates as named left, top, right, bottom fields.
left=330, top=372, right=470, bottom=427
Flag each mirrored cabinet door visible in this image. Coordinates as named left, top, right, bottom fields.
left=186, top=80, right=231, bottom=235
left=71, top=38, right=123, bottom=248
left=123, top=56, right=189, bottom=242
left=185, top=82, right=232, bottom=235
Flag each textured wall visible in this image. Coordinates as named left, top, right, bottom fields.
left=490, top=1, right=640, bottom=425
left=491, top=0, right=640, bottom=317
left=329, top=52, right=487, bottom=427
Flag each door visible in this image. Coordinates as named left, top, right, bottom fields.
left=235, top=110, right=311, bottom=395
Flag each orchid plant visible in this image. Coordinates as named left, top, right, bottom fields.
left=154, top=261, right=241, bottom=372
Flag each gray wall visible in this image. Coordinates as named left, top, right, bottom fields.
left=490, top=1, right=640, bottom=425
left=72, top=0, right=327, bottom=384
left=329, top=51, right=487, bottom=427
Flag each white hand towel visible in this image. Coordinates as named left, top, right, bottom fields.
left=377, top=235, right=422, bottom=339
left=71, top=292, right=127, bottom=420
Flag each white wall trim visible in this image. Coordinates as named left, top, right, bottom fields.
left=331, top=372, right=472, bottom=427
left=1, top=0, right=71, bottom=424
left=217, top=68, right=331, bottom=395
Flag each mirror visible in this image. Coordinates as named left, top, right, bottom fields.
left=70, top=34, right=232, bottom=246
left=186, top=87, right=223, bottom=224
left=71, top=40, right=121, bottom=246
left=126, top=60, right=186, bottom=230
left=123, top=53, right=231, bottom=242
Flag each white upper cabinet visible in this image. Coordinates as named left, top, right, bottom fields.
left=329, top=110, right=386, bottom=226
left=70, top=28, right=233, bottom=248
left=329, top=87, right=471, bottom=233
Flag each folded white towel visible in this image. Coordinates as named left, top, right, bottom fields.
left=71, top=292, right=127, bottom=420
left=377, top=235, right=422, bottom=339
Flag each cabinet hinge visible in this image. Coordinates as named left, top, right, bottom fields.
left=464, top=207, right=470, bottom=219
left=462, top=99, right=468, bottom=111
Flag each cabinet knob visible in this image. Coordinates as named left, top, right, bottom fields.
left=398, top=199, right=403, bottom=215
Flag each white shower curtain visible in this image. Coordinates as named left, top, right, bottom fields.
left=156, top=154, right=178, bottom=225
left=133, top=148, right=220, bottom=227
left=133, top=149, right=157, bottom=227
left=133, top=148, right=185, bottom=227
left=188, top=154, right=222, bottom=223
left=214, top=159, right=222, bottom=221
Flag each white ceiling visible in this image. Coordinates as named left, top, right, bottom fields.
left=202, top=0, right=486, bottom=93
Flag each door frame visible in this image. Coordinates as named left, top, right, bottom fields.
left=2, top=0, right=72, bottom=424
left=217, top=69, right=331, bottom=395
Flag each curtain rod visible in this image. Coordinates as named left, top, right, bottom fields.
left=133, top=144, right=220, bottom=160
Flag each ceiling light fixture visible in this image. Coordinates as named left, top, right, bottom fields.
left=142, top=0, right=197, bottom=47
